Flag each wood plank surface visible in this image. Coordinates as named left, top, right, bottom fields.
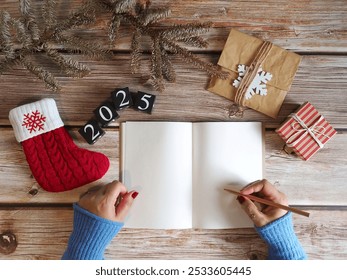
left=0, top=0, right=346, bottom=261
left=1, top=0, right=346, bottom=53
left=0, top=128, right=345, bottom=206
left=0, top=207, right=345, bottom=260
left=1, top=54, right=347, bottom=128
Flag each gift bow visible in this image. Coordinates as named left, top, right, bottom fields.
left=286, top=113, right=331, bottom=149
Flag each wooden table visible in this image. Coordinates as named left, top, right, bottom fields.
left=0, top=0, right=346, bottom=260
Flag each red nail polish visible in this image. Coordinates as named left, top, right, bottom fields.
left=237, top=196, right=245, bottom=204
left=132, top=192, right=139, bottom=199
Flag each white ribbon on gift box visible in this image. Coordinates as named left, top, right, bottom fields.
left=285, top=113, right=331, bottom=149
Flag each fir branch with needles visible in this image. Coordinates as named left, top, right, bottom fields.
left=86, top=0, right=229, bottom=92
left=0, top=0, right=228, bottom=92
left=0, top=0, right=107, bottom=91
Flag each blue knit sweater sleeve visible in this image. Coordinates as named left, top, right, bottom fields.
left=62, top=203, right=123, bottom=260
left=255, top=212, right=307, bottom=260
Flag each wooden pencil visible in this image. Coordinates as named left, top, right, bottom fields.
left=224, top=188, right=310, bottom=217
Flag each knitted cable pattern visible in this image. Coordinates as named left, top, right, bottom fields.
left=59, top=128, right=107, bottom=182
left=255, top=212, right=307, bottom=260
left=23, top=131, right=64, bottom=191
left=22, top=127, right=109, bottom=192
left=49, top=128, right=83, bottom=186
left=62, top=203, right=123, bottom=260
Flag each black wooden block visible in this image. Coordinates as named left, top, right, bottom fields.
left=111, top=87, right=133, bottom=110
left=94, top=102, right=119, bottom=126
left=79, top=119, right=105, bottom=144
left=133, top=91, right=156, bottom=114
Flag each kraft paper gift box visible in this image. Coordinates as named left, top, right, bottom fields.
left=276, top=102, right=337, bottom=161
left=207, top=29, right=301, bottom=118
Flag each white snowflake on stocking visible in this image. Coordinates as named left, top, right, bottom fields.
left=232, top=64, right=273, bottom=100
left=22, top=110, right=46, bottom=133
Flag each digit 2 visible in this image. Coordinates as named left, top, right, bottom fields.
left=79, top=119, right=105, bottom=144
left=111, top=87, right=132, bottom=110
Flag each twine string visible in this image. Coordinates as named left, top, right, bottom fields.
left=286, top=114, right=331, bottom=149
left=229, top=41, right=273, bottom=117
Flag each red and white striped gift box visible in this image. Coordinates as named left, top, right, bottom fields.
left=276, top=102, right=337, bottom=160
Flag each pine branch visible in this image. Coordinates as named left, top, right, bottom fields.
left=163, top=39, right=228, bottom=79
left=112, top=0, right=137, bottom=13
left=160, top=44, right=176, bottom=82
left=161, top=22, right=212, bottom=41
left=11, top=18, right=33, bottom=49
left=150, top=37, right=164, bottom=92
left=130, top=28, right=142, bottom=73
left=0, top=11, right=15, bottom=59
left=44, top=47, right=90, bottom=78
left=0, top=57, right=21, bottom=74
left=86, top=0, right=227, bottom=92
left=135, top=0, right=151, bottom=14
left=19, top=0, right=40, bottom=41
left=109, top=12, right=121, bottom=43
left=42, top=0, right=57, bottom=28
left=79, top=0, right=105, bottom=15
left=121, top=12, right=143, bottom=28
left=20, top=56, right=60, bottom=91
left=176, top=36, right=209, bottom=48
left=0, top=0, right=108, bottom=91
left=54, top=11, right=94, bottom=35
left=56, top=34, right=111, bottom=60
left=140, top=8, right=171, bottom=26
left=19, top=0, right=31, bottom=17
left=1, top=0, right=228, bottom=92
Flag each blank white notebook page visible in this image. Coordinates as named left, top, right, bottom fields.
left=121, top=122, right=193, bottom=229
left=192, top=122, right=264, bottom=229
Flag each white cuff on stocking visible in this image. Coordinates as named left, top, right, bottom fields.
left=9, top=98, right=64, bottom=142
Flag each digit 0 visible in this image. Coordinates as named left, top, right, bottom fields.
left=94, top=102, right=119, bottom=126
left=99, top=106, right=113, bottom=122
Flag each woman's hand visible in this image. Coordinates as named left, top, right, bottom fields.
left=238, top=179, right=288, bottom=227
left=78, top=180, right=138, bottom=222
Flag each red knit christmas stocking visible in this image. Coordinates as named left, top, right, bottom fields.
left=9, top=98, right=110, bottom=192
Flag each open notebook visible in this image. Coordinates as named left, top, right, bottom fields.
left=120, top=122, right=264, bottom=229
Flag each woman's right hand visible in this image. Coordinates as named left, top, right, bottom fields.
left=238, top=179, right=288, bottom=227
